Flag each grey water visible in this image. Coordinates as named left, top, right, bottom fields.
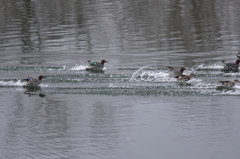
left=1, top=0, right=240, bottom=159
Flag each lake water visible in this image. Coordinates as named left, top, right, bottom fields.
left=1, top=0, right=240, bottom=159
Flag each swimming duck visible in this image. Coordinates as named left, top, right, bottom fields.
left=175, top=73, right=195, bottom=82
left=167, top=66, right=185, bottom=77
left=24, top=75, right=46, bottom=87
left=86, top=59, right=108, bottom=71
left=219, top=79, right=239, bottom=88
left=222, top=59, right=240, bottom=72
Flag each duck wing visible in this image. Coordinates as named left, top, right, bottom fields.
left=176, top=75, right=190, bottom=81
left=88, top=61, right=96, bottom=65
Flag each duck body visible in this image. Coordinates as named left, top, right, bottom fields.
left=222, top=60, right=240, bottom=72
left=24, top=75, right=45, bottom=87
left=86, top=59, right=107, bottom=71
left=167, top=66, right=185, bottom=77
left=219, top=79, right=239, bottom=88
left=175, top=73, right=195, bottom=82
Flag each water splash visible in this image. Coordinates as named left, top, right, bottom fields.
left=70, top=65, right=88, bottom=71
left=0, top=80, right=25, bottom=87
left=194, top=64, right=223, bottom=70
left=39, top=83, right=49, bottom=88
left=130, top=66, right=175, bottom=82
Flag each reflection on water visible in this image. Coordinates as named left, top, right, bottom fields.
left=1, top=0, right=240, bottom=66
left=1, top=95, right=240, bottom=159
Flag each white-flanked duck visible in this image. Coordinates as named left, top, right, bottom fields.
left=24, top=75, right=46, bottom=87
left=167, top=66, right=185, bottom=77
left=222, top=59, right=240, bottom=72
left=175, top=73, right=195, bottom=82
left=86, top=59, right=108, bottom=71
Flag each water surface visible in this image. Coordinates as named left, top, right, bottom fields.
left=1, top=0, right=240, bottom=159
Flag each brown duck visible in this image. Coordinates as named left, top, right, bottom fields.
left=175, top=73, right=195, bottom=82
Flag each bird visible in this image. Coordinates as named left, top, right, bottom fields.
left=221, top=59, right=240, bottom=72
left=167, top=66, right=185, bottom=77
left=86, top=59, right=108, bottom=71
left=175, top=73, right=195, bottom=82
left=219, top=79, right=239, bottom=88
left=24, top=75, right=46, bottom=87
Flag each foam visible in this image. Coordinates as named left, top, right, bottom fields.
left=191, top=82, right=217, bottom=89
left=0, top=80, right=25, bottom=87
left=130, top=66, right=176, bottom=82
left=70, top=65, right=88, bottom=71
left=39, top=83, right=49, bottom=88
left=194, top=64, right=223, bottom=69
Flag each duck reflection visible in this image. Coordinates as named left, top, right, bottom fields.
left=24, top=86, right=45, bottom=98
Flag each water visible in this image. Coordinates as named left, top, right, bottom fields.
left=1, top=0, right=240, bottom=159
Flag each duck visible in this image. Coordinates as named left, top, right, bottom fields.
left=86, top=59, right=108, bottom=71
left=167, top=66, right=185, bottom=77
left=175, top=73, right=195, bottom=82
left=221, top=59, right=240, bottom=72
left=24, top=75, right=46, bottom=87
left=219, top=79, right=239, bottom=88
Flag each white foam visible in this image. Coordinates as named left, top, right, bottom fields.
left=70, top=65, right=88, bottom=71
left=234, top=85, right=240, bottom=89
left=57, top=65, right=68, bottom=71
left=130, top=66, right=175, bottom=82
left=0, top=80, right=25, bottom=87
left=192, top=82, right=217, bottom=89
left=195, top=64, right=223, bottom=69
left=223, top=72, right=240, bottom=77
left=109, top=83, right=132, bottom=88
left=214, top=90, right=240, bottom=95
left=39, top=83, right=49, bottom=88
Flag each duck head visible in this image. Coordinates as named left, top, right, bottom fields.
left=38, top=75, right=46, bottom=80
left=180, top=67, right=186, bottom=72
left=233, top=79, right=239, bottom=83
left=236, top=60, right=240, bottom=64
left=101, top=59, right=108, bottom=64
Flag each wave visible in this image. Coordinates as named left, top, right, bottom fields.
left=130, top=66, right=176, bottom=82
